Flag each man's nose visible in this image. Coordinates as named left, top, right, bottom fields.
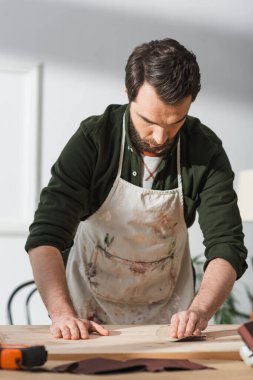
left=153, top=126, right=168, bottom=145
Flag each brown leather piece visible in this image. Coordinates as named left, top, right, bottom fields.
left=53, top=358, right=213, bottom=374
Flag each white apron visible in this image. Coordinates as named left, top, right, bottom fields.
left=66, top=113, right=194, bottom=324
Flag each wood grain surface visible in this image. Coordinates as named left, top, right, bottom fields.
left=0, top=324, right=244, bottom=361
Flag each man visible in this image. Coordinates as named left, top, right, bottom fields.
left=26, top=38, right=247, bottom=340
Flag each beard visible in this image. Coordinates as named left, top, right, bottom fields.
left=129, top=118, right=175, bottom=157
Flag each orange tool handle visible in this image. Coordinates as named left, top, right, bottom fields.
left=0, top=345, right=47, bottom=370
left=0, top=348, right=22, bottom=369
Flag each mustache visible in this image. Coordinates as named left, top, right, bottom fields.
left=143, top=138, right=171, bottom=148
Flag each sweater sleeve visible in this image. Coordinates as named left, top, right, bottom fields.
left=197, top=142, right=248, bottom=279
left=25, top=125, right=96, bottom=253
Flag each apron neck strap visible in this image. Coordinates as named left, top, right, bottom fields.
left=116, top=111, right=127, bottom=178
left=176, top=136, right=184, bottom=207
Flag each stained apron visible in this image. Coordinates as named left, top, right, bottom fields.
left=66, top=112, right=194, bottom=324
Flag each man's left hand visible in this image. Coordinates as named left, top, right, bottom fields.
left=170, top=309, right=208, bottom=339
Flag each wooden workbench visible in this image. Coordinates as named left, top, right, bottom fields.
left=0, top=324, right=252, bottom=379
left=0, top=324, right=244, bottom=360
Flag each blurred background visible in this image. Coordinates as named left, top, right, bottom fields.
left=0, top=0, right=252, bottom=324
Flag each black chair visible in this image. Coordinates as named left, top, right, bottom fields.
left=7, top=280, right=37, bottom=325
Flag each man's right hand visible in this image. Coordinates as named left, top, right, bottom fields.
left=28, top=247, right=109, bottom=340
left=50, top=316, right=110, bottom=340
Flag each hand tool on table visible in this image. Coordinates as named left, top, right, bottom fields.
left=0, top=344, right=47, bottom=370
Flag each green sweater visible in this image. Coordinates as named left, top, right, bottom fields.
left=25, top=104, right=247, bottom=278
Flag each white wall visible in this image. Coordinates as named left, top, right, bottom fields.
left=0, top=0, right=252, bottom=324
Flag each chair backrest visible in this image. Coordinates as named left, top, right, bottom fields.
left=7, top=280, right=37, bottom=325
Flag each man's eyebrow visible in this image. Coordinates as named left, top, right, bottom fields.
left=137, top=113, right=187, bottom=125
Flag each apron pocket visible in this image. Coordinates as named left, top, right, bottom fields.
left=85, top=245, right=177, bottom=305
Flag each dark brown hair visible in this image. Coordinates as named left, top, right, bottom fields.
left=125, top=38, right=201, bottom=104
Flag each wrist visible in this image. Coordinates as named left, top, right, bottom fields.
left=187, top=304, right=211, bottom=321
left=48, top=301, right=77, bottom=320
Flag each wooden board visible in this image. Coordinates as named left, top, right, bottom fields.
left=0, top=324, right=244, bottom=361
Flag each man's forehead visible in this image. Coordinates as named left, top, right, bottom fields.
left=136, top=111, right=187, bottom=126
left=130, top=96, right=191, bottom=125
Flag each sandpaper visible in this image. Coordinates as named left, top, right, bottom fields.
left=156, top=325, right=207, bottom=342
left=52, top=358, right=213, bottom=374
